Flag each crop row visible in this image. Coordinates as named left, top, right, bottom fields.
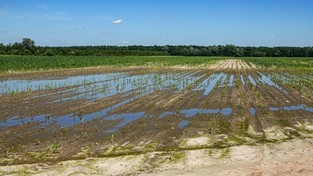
left=0, top=56, right=223, bottom=72
left=242, top=57, right=313, bottom=70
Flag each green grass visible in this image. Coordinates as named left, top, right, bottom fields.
left=0, top=55, right=223, bottom=72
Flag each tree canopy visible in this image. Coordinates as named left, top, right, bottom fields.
left=1, top=39, right=313, bottom=57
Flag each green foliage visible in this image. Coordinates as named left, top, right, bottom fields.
left=0, top=55, right=312, bottom=73
left=1, top=39, right=313, bottom=57
left=46, top=141, right=60, bottom=154
left=237, top=118, right=250, bottom=135
left=0, top=55, right=222, bottom=72
left=242, top=57, right=313, bottom=70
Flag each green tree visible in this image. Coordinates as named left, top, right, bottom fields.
left=22, top=38, right=36, bottom=54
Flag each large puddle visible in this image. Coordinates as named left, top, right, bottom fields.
left=0, top=71, right=311, bottom=133
left=0, top=72, right=127, bottom=94
left=0, top=71, right=206, bottom=129
left=1, top=106, right=234, bottom=130
left=194, top=73, right=225, bottom=95
left=0, top=71, right=202, bottom=98
left=257, top=73, right=288, bottom=94
left=194, top=73, right=289, bottom=96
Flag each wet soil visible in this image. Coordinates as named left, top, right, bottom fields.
left=0, top=60, right=313, bottom=167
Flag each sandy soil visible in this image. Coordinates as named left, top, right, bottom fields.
left=1, top=138, right=313, bottom=176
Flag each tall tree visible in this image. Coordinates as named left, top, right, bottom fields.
left=22, top=38, right=36, bottom=54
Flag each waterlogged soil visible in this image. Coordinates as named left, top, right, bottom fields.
left=0, top=60, right=313, bottom=168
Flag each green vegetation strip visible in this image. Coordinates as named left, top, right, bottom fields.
left=242, top=57, right=313, bottom=71
left=0, top=55, right=312, bottom=73
left=0, top=56, right=223, bottom=72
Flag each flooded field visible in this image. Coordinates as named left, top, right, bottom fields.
left=0, top=60, right=313, bottom=167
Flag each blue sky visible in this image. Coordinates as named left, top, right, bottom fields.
left=0, top=0, right=313, bottom=46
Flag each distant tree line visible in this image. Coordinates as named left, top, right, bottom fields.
left=1, top=38, right=313, bottom=57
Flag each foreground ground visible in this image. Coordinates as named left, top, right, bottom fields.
left=0, top=59, right=313, bottom=175
left=1, top=138, right=313, bottom=176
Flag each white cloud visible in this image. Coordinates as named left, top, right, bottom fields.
left=270, top=34, right=275, bottom=38
left=112, top=19, right=123, bottom=24
left=122, top=41, right=129, bottom=44
left=38, top=4, right=50, bottom=10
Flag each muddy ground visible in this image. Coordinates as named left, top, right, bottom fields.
left=0, top=60, right=313, bottom=175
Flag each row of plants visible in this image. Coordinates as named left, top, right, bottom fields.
left=242, top=57, right=313, bottom=71
left=0, top=55, right=223, bottom=72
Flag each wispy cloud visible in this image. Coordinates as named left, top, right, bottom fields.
left=112, top=19, right=123, bottom=24
left=270, top=34, right=275, bottom=38
left=37, top=4, right=50, bottom=10
left=122, top=41, right=129, bottom=44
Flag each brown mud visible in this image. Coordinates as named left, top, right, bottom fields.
left=0, top=60, right=313, bottom=175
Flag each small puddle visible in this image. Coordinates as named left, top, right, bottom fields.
left=269, top=104, right=313, bottom=113
left=159, top=112, right=176, bottom=119
left=0, top=115, right=49, bottom=127
left=249, top=107, right=256, bottom=116
left=227, top=75, right=235, bottom=87
left=240, top=75, right=245, bottom=85
left=181, top=109, right=210, bottom=118
left=159, top=107, right=233, bottom=119
left=178, top=120, right=190, bottom=128
left=181, top=108, right=232, bottom=117
left=105, top=112, right=145, bottom=133
left=159, top=107, right=233, bottom=129
left=220, top=108, right=233, bottom=116
left=248, top=75, right=257, bottom=86
left=218, top=74, right=228, bottom=87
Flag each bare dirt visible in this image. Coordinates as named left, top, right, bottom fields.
left=0, top=59, right=313, bottom=175
left=1, top=138, right=313, bottom=175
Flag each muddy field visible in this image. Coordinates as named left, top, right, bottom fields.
left=0, top=59, right=313, bottom=174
